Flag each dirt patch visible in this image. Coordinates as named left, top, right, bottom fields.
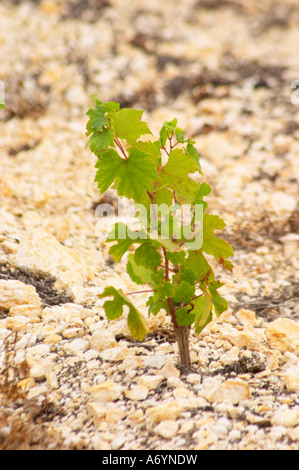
left=59, top=0, right=111, bottom=22
left=210, top=352, right=266, bottom=378
left=221, top=210, right=290, bottom=252
left=234, top=279, right=299, bottom=322
left=1, top=73, right=48, bottom=121
left=0, top=263, right=73, bottom=307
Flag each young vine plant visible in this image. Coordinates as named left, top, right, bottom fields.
left=86, top=97, right=233, bottom=366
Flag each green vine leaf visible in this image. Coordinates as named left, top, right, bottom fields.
left=184, top=250, right=214, bottom=287
left=175, top=307, right=195, bottom=327
left=159, top=148, right=199, bottom=204
left=208, top=281, right=229, bottom=317
left=134, top=140, right=162, bottom=164
left=107, top=222, right=146, bottom=262
left=95, top=147, right=158, bottom=202
left=88, top=127, right=115, bottom=155
left=112, top=108, right=152, bottom=144
left=202, top=213, right=234, bottom=263
left=126, top=253, right=161, bottom=286
left=193, top=292, right=212, bottom=334
left=159, top=118, right=177, bottom=146
left=100, top=287, right=148, bottom=341
left=134, top=241, right=162, bottom=271
left=86, top=99, right=108, bottom=135
left=173, top=281, right=195, bottom=304
left=193, top=182, right=212, bottom=213
left=186, top=143, right=202, bottom=173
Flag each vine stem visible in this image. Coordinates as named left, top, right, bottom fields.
left=162, top=246, right=191, bottom=366
left=126, top=289, right=154, bottom=295
left=114, top=137, right=128, bottom=159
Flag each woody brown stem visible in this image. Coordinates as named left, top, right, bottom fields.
left=168, top=298, right=191, bottom=366
left=162, top=247, right=191, bottom=366
left=175, top=326, right=191, bottom=366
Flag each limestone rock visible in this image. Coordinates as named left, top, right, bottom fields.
left=137, top=374, right=164, bottom=390
left=105, top=407, right=127, bottom=424
left=125, top=385, right=149, bottom=401
left=90, top=328, right=117, bottom=352
left=87, top=401, right=107, bottom=426
left=100, top=346, right=129, bottom=362
left=9, top=304, right=42, bottom=321
left=159, top=360, right=180, bottom=378
left=0, top=279, right=41, bottom=310
left=186, top=373, right=202, bottom=385
left=29, top=358, right=53, bottom=381
left=12, top=227, right=94, bottom=288
left=62, top=338, right=89, bottom=356
left=204, top=379, right=250, bottom=405
left=42, top=304, right=85, bottom=325
left=155, top=420, right=179, bottom=439
left=47, top=371, right=59, bottom=389
left=146, top=401, right=182, bottom=424
left=5, top=315, right=30, bottom=332
left=89, top=380, right=123, bottom=403
left=272, top=406, right=299, bottom=427
left=110, top=436, right=126, bottom=450
left=62, top=327, right=84, bottom=339
left=143, top=354, right=165, bottom=369
left=285, top=366, right=299, bottom=392
left=235, top=309, right=261, bottom=326
left=218, top=323, right=263, bottom=350
left=265, top=318, right=299, bottom=353
left=268, top=192, right=297, bottom=215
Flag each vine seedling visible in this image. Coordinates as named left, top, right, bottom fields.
left=86, top=97, right=233, bottom=366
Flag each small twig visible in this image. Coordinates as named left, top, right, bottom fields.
left=161, top=144, right=169, bottom=156
left=114, top=137, right=128, bottom=159
left=126, top=289, right=154, bottom=295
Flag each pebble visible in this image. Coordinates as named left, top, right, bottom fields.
left=265, top=319, right=299, bottom=353
left=87, top=402, right=107, bottom=425
left=90, top=328, right=117, bottom=351
left=285, top=366, right=299, bottom=392
left=218, top=323, right=263, bottom=351
left=137, top=374, right=164, bottom=390
left=9, top=304, right=42, bottom=320
left=146, top=402, right=182, bottom=424
left=62, top=327, right=84, bottom=339
left=155, top=420, right=179, bottom=439
left=111, top=436, right=126, bottom=450
left=62, top=338, right=89, bottom=356
left=272, top=406, right=299, bottom=428
left=186, top=373, right=202, bottom=385
left=100, top=346, right=128, bottom=362
left=17, top=377, right=36, bottom=392
left=204, top=379, right=250, bottom=405
left=0, top=280, right=41, bottom=309
left=89, top=381, right=123, bottom=403
left=106, top=407, right=127, bottom=424
left=29, top=358, right=53, bottom=381
left=125, top=386, right=149, bottom=401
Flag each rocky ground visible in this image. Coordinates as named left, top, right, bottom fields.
left=0, top=0, right=299, bottom=450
